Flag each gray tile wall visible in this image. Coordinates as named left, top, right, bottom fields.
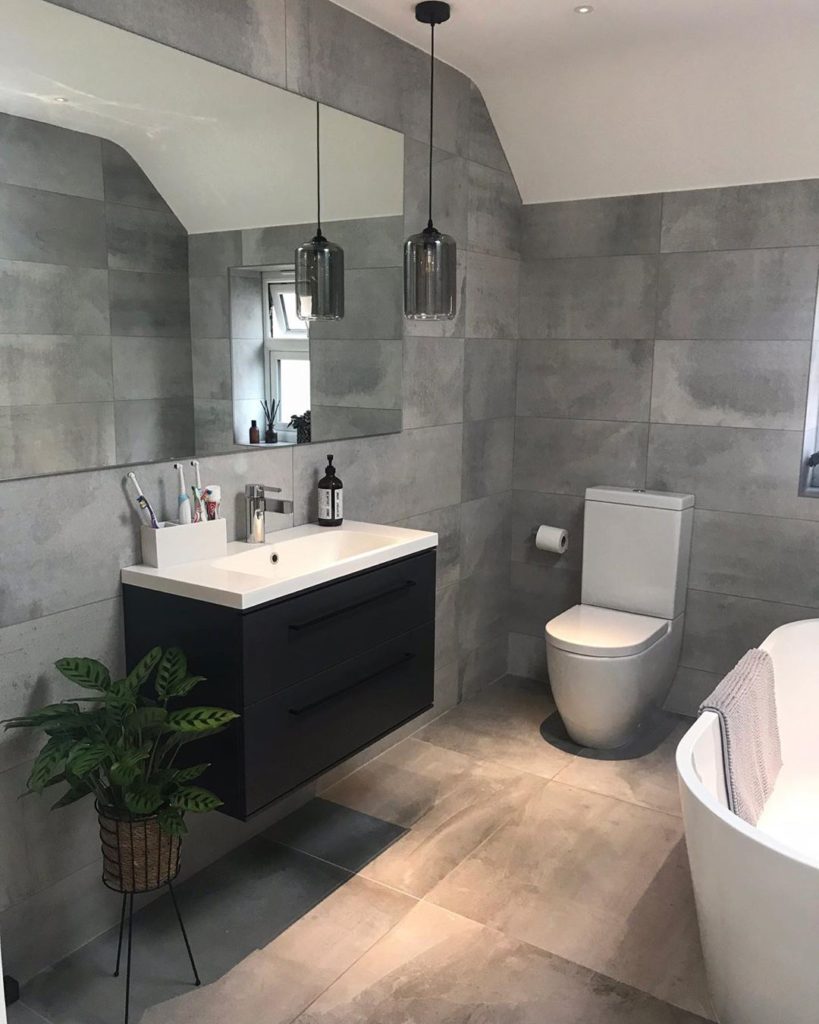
left=0, top=0, right=521, bottom=979
left=0, top=116, right=193, bottom=478
left=511, top=183, right=819, bottom=716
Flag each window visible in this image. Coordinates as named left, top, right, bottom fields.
left=263, top=272, right=310, bottom=426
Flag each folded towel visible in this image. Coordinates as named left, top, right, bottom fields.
left=699, top=648, right=782, bottom=825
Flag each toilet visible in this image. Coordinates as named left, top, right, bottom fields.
left=545, top=486, right=694, bottom=749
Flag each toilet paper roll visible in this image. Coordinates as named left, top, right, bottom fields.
left=535, top=525, right=568, bottom=554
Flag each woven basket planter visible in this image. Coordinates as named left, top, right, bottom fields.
left=98, top=805, right=182, bottom=894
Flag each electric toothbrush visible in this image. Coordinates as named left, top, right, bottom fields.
left=190, top=459, right=203, bottom=523
left=174, top=463, right=192, bottom=524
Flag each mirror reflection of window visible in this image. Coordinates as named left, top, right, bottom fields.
left=264, top=273, right=310, bottom=428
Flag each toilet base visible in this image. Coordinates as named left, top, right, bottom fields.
left=546, top=617, right=682, bottom=750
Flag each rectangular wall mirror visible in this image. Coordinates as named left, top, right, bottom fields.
left=0, top=0, right=405, bottom=480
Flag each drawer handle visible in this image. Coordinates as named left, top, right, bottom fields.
left=288, top=579, right=417, bottom=633
left=288, top=652, right=415, bottom=716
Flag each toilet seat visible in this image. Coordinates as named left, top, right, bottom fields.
left=545, top=604, right=668, bottom=658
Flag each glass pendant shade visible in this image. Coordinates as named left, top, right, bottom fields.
left=404, top=224, right=456, bottom=320
left=295, top=231, right=344, bottom=321
left=404, top=2, right=457, bottom=321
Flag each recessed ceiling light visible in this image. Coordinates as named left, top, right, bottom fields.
left=574, top=4, right=594, bottom=12
left=52, top=96, right=68, bottom=103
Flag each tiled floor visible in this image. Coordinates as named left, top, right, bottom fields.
left=13, top=676, right=714, bottom=1024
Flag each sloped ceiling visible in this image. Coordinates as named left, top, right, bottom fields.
left=334, top=0, right=819, bottom=203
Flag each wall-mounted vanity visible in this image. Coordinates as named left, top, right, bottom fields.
left=121, top=523, right=437, bottom=820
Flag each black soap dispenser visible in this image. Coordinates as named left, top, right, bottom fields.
left=317, top=454, right=343, bottom=527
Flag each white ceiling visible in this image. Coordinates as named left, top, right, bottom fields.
left=334, top=0, right=819, bottom=203
left=0, top=0, right=403, bottom=233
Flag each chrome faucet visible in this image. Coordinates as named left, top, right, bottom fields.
left=244, top=484, right=294, bottom=543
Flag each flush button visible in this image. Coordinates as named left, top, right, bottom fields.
left=270, top=552, right=279, bottom=564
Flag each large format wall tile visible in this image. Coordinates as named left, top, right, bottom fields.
left=101, top=140, right=172, bottom=213
left=105, top=203, right=188, bottom=273
left=467, top=161, right=521, bottom=260
left=114, top=397, right=195, bottom=463
left=520, top=255, right=657, bottom=340
left=0, top=403, right=115, bottom=479
left=465, top=252, right=520, bottom=339
left=51, top=0, right=287, bottom=88
left=0, top=260, right=109, bottom=335
left=516, top=338, right=653, bottom=421
left=460, top=493, right=511, bottom=580
left=509, top=561, right=581, bottom=637
left=404, top=139, right=468, bottom=247
left=463, top=338, right=516, bottom=422
left=661, top=180, right=819, bottom=252
left=112, top=336, right=193, bottom=400
left=310, top=268, right=402, bottom=342
left=0, top=112, right=104, bottom=200
left=462, top=418, right=514, bottom=501
left=402, top=336, right=464, bottom=429
left=680, top=587, right=818, bottom=676
left=109, top=269, right=191, bottom=337
left=0, top=184, right=106, bottom=268
left=398, top=504, right=461, bottom=590
left=508, top=631, right=548, bottom=682
left=651, top=339, right=811, bottom=430
left=468, top=84, right=511, bottom=174
left=647, top=423, right=810, bottom=520
left=312, top=339, right=402, bottom=411
left=0, top=334, right=112, bottom=406
left=192, top=338, right=232, bottom=400
left=656, top=248, right=819, bottom=341
left=514, top=418, right=648, bottom=495
left=522, top=194, right=661, bottom=260
left=689, top=509, right=819, bottom=608
left=189, top=230, right=242, bottom=277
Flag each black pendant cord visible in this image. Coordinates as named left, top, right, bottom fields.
left=315, top=101, right=322, bottom=238
left=427, top=23, right=435, bottom=230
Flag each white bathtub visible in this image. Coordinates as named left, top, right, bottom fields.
left=676, top=620, right=819, bottom=1024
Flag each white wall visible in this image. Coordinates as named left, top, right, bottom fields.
left=491, top=26, right=819, bottom=203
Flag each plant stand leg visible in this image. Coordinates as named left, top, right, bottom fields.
left=124, top=892, right=134, bottom=1024
left=114, top=893, right=127, bottom=977
left=167, top=881, right=200, bottom=987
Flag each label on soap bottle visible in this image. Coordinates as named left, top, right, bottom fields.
left=318, top=488, right=342, bottom=521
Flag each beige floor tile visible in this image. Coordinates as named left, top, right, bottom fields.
left=427, top=780, right=714, bottom=1019
left=552, top=721, right=689, bottom=815
left=140, top=876, right=415, bottom=1024
left=416, top=676, right=574, bottom=778
left=294, top=901, right=709, bottom=1023
left=326, top=737, right=542, bottom=896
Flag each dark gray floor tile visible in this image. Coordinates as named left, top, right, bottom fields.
left=264, top=797, right=406, bottom=873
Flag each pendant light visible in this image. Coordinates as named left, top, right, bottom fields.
left=404, top=1, right=457, bottom=321
left=296, top=102, right=344, bottom=321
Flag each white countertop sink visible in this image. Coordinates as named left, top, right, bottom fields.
left=122, top=521, right=438, bottom=610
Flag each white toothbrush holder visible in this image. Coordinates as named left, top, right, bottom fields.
left=140, top=519, right=228, bottom=569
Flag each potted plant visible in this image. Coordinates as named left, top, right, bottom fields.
left=290, top=410, right=311, bottom=444
left=2, top=647, right=238, bottom=893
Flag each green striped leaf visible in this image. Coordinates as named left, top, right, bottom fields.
left=125, top=706, right=168, bottom=732
left=170, top=786, right=223, bottom=813
left=124, top=784, right=164, bottom=815
left=173, top=763, right=209, bottom=783
left=27, top=737, right=70, bottom=793
left=156, top=648, right=186, bottom=699
left=123, top=647, right=162, bottom=696
left=66, top=741, right=109, bottom=778
left=54, top=658, right=111, bottom=692
left=167, top=674, right=206, bottom=699
left=158, top=809, right=187, bottom=837
left=166, top=707, right=239, bottom=733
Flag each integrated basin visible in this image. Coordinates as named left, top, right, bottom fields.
left=122, top=520, right=438, bottom=610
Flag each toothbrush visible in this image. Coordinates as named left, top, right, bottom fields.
left=126, top=472, right=159, bottom=529
left=190, top=460, right=203, bottom=523
left=174, top=463, right=192, bottom=524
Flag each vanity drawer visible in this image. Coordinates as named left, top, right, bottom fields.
left=243, top=623, right=434, bottom=814
left=241, top=549, right=435, bottom=705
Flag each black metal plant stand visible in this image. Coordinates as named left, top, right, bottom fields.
left=97, top=806, right=201, bottom=1024
left=111, top=881, right=200, bottom=1024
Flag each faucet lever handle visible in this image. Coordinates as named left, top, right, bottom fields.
left=245, top=483, right=282, bottom=498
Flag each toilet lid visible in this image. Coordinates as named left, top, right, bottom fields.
left=545, top=604, right=668, bottom=658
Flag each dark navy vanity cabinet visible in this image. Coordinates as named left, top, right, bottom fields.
left=122, top=549, right=436, bottom=820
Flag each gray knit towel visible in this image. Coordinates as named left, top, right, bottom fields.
left=699, top=648, right=782, bottom=825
